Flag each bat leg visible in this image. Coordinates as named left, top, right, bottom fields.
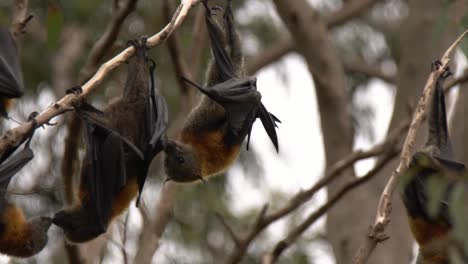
left=65, top=86, right=83, bottom=95
left=431, top=60, right=442, bottom=72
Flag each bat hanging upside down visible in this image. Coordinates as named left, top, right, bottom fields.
left=400, top=61, right=468, bottom=264
left=163, top=0, right=280, bottom=183
left=53, top=37, right=168, bottom=243
left=0, top=115, right=52, bottom=257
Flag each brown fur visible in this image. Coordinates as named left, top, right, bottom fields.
left=0, top=205, right=34, bottom=257
left=180, top=129, right=240, bottom=177
left=409, top=217, right=450, bottom=263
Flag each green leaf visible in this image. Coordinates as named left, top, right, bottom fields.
left=46, top=1, right=63, bottom=50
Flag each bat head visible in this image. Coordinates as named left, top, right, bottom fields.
left=163, top=140, right=203, bottom=183
left=13, top=216, right=52, bottom=257
left=52, top=209, right=106, bottom=243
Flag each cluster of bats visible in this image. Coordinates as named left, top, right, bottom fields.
left=0, top=0, right=279, bottom=258
left=0, top=0, right=465, bottom=262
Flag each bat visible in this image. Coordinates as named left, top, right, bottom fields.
left=400, top=62, right=468, bottom=263
left=0, top=27, right=24, bottom=118
left=53, top=37, right=168, bottom=243
left=0, top=122, right=52, bottom=257
left=163, top=0, right=280, bottom=183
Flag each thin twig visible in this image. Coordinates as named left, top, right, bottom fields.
left=263, top=150, right=399, bottom=263
left=0, top=0, right=201, bottom=158
left=215, top=213, right=241, bottom=247
left=224, top=121, right=408, bottom=264
left=79, top=0, right=139, bottom=81
left=351, top=28, right=468, bottom=264
left=10, top=0, right=32, bottom=38
left=245, top=0, right=380, bottom=74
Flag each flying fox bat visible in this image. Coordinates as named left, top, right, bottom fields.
left=53, top=38, right=168, bottom=243
left=401, top=61, right=468, bottom=263
left=0, top=119, right=52, bottom=257
left=0, top=27, right=24, bottom=118
left=163, top=0, right=280, bottom=183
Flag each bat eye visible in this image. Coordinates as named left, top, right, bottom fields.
left=176, top=156, right=185, bottom=164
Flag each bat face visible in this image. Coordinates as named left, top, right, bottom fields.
left=163, top=141, right=203, bottom=183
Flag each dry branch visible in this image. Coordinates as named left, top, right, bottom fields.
left=351, top=29, right=468, bottom=264
left=263, top=149, right=399, bottom=263
left=79, top=0, right=139, bottom=80
left=0, top=0, right=202, bottom=158
left=10, top=0, right=32, bottom=38
left=344, top=60, right=397, bottom=84
left=224, top=121, right=408, bottom=264
left=245, top=0, right=380, bottom=75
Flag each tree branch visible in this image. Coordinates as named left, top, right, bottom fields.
left=263, top=149, right=399, bottom=263
left=351, top=29, right=468, bottom=264
left=344, top=59, right=397, bottom=84
left=245, top=0, right=381, bottom=75
left=79, top=0, right=139, bottom=80
left=0, top=0, right=202, bottom=158
left=224, top=121, right=408, bottom=264
left=10, top=0, right=33, bottom=38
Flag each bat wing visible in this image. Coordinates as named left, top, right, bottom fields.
left=204, top=5, right=236, bottom=82
left=81, top=118, right=128, bottom=231
left=0, top=27, right=23, bottom=98
left=135, top=61, right=169, bottom=206
left=0, top=142, right=34, bottom=198
left=182, top=77, right=279, bottom=151
left=402, top=152, right=468, bottom=225
left=79, top=106, right=144, bottom=159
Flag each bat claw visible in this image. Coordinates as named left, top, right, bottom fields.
left=127, top=39, right=138, bottom=48
left=139, top=35, right=148, bottom=46
left=66, top=86, right=83, bottom=95
left=431, top=60, right=443, bottom=72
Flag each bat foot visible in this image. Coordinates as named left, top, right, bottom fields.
left=431, top=60, right=442, bottom=72
left=66, top=86, right=83, bottom=95
left=431, top=60, right=452, bottom=79
left=27, top=111, right=39, bottom=125
left=127, top=37, right=148, bottom=59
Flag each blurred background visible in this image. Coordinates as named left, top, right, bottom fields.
left=0, top=0, right=467, bottom=263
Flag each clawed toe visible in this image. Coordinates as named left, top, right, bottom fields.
left=66, top=86, right=83, bottom=95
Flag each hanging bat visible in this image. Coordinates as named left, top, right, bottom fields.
left=163, top=0, right=280, bottom=183
left=53, top=37, right=168, bottom=243
left=0, top=122, right=52, bottom=257
left=401, top=62, right=468, bottom=263
left=0, top=27, right=24, bottom=119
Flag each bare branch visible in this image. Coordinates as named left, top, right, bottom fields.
left=10, top=0, right=33, bottom=38
left=224, top=121, right=408, bottom=264
left=351, top=29, right=468, bottom=264
left=344, top=60, right=397, bottom=84
left=133, top=182, right=177, bottom=263
left=245, top=0, right=381, bottom=74
left=79, top=0, right=139, bottom=81
left=215, top=213, right=241, bottom=247
left=163, top=0, right=194, bottom=94
left=263, top=150, right=399, bottom=263
left=188, top=6, right=208, bottom=74
left=0, top=0, right=202, bottom=158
